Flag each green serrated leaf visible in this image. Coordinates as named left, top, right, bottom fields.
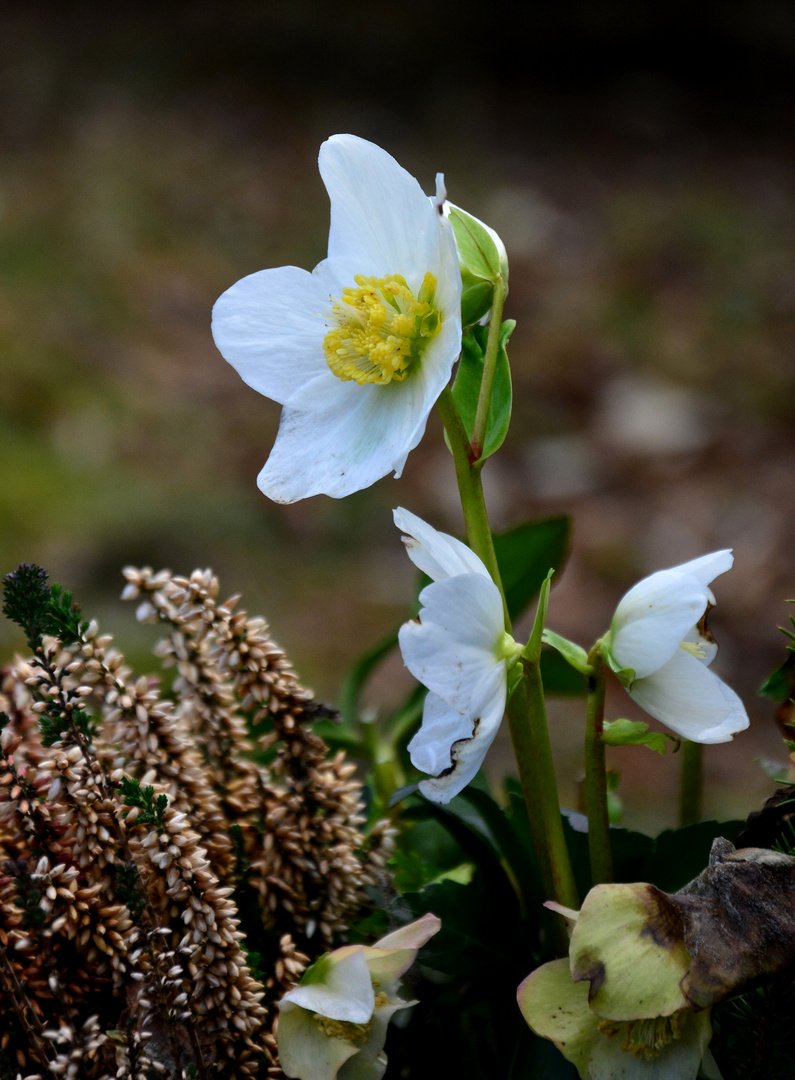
left=493, top=515, right=570, bottom=622
left=601, top=718, right=674, bottom=755
left=448, top=206, right=503, bottom=283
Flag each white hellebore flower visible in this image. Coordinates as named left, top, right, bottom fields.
left=277, top=913, right=441, bottom=1080
left=602, top=550, right=749, bottom=743
left=395, top=508, right=520, bottom=803
left=212, top=134, right=462, bottom=502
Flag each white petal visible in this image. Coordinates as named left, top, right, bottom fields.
left=666, top=549, right=733, bottom=589
left=319, top=135, right=446, bottom=288
left=211, top=266, right=329, bottom=406
left=393, top=508, right=489, bottom=582
left=408, top=694, right=476, bottom=777
left=398, top=574, right=505, bottom=711
left=374, top=913, right=441, bottom=953
left=277, top=1002, right=358, bottom=1080
left=416, top=681, right=506, bottom=804
left=282, top=948, right=374, bottom=1023
left=257, top=314, right=459, bottom=501
left=611, top=569, right=711, bottom=679
left=628, top=648, right=749, bottom=743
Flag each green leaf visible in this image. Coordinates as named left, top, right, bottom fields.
left=541, top=629, right=591, bottom=675
left=759, top=647, right=795, bottom=702
left=601, top=718, right=676, bottom=755
left=337, top=624, right=401, bottom=727
left=524, top=572, right=553, bottom=662
left=448, top=206, right=502, bottom=283
left=539, top=647, right=589, bottom=696
left=450, top=321, right=513, bottom=463
left=638, top=819, right=744, bottom=893
left=460, top=279, right=494, bottom=327
left=493, top=515, right=571, bottom=621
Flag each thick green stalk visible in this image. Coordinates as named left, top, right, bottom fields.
left=584, top=660, right=613, bottom=885
left=436, top=386, right=509, bottom=628
left=679, top=740, right=703, bottom=825
left=471, top=278, right=507, bottom=460
left=438, top=366, right=577, bottom=943
left=508, top=662, right=580, bottom=926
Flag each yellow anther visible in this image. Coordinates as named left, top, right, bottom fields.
left=619, top=1011, right=687, bottom=1060
left=680, top=641, right=707, bottom=659
left=323, top=272, right=442, bottom=385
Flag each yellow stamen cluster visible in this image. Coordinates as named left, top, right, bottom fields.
left=323, top=272, right=441, bottom=385
left=599, top=1009, right=687, bottom=1060
left=313, top=991, right=390, bottom=1047
left=680, top=640, right=707, bottom=659
left=313, top=1013, right=372, bottom=1046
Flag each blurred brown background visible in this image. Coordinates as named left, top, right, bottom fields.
left=2, top=1, right=794, bottom=831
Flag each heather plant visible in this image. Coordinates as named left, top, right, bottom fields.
left=4, top=132, right=795, bottom=1080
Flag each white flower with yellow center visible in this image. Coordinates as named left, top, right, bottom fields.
left=212, top=135, right=462, bottom=502
left=277, top=913, right=440, bottom=1080
left=395, top=508, right=520, bottom=804
left=602, top=551, right=749, bottom=743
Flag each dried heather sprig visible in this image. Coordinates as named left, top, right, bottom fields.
left=0, top=563, right=397, bottom=1079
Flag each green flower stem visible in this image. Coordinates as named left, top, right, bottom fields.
left=679, top=739, right=703, bottom=825
left=471, top=277, right=507, bottom=461
left=436, top=386, right=509, bottom=629
left=508, top=662, right=579, bottom=948
left=584, top=658, right=613, bottom=885
left=438, top=379, right=578, bottom=942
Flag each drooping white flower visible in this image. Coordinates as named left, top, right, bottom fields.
left=602, top=551, right=749, bottom=743
left=277, top=913, right=441, bottom=1080
left=395, top=508, right=519, bottom=803
left=212, top=135, right=462, bottom=502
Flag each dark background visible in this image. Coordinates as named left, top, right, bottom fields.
left=2, top=1, right=795, bottom=829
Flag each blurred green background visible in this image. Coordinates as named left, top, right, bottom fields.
left=2, top=1, right=795, bottom=831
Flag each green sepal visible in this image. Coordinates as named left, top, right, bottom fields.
left=601, top=718, right=677, bottom=755
left=460, top=278, right=494, bottom=327
left=523, top=571, right=553, bottom=663
left=447, top=206, right=503, bottom=283
left=541, top=629, right=592, bottom=675
left=449, top=320, right=513, bottom=463
left=601, top=641, right=635, bottom=688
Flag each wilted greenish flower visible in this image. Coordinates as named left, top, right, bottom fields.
left=518, top=883, right=714, bottom=1080
left=278, top=913, right=440, bottom=1080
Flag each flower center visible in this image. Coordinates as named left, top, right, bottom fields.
left=312, top=992, right=389, bottom=1047
left=598, top=1009, right=688, bottom=1060
left=313, top=1014, right=372, bottom=1046
left=323, top=272, right=442, bottom=385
